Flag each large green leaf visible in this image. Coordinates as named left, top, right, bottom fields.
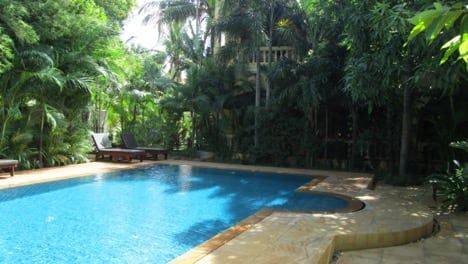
left=426, top=10, right=463, bottom=42
left=440, top=35, right=461, bottom=64
left=460, top=33, right=468, bottom=63
left=409, top=2, right=468, bottom=66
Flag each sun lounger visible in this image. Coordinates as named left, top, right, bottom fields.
left=91, top=133, right=145, bottom=162
left=0, top=159, right=19, bottom=176
left=121, top=133, right=169, bottom=160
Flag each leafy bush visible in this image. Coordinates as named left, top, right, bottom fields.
left=429, top=161, right=468, bottom=211
left=429, top=140, right=468, bottom=211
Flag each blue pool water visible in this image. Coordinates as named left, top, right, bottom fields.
left=0, top=165, right=347, bottom=263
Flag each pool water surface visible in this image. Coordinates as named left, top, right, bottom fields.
left=0, top=164, right=347, bottom=263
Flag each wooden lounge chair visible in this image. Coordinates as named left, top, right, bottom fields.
left=0, top=159, right=19, bottom=176
left=91, top=133, right=145, bottom=162
left=122, top=132, right=169, bottom=160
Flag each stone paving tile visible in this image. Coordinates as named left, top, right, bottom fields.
left=338, top=256, right=382, bottom=264
left=450, top=216, right=468, bottom=229
left=337, top=249, right=383, bottom=264
left=424, top=253, right=468, bottom=264
left=196, top=250, right=258, bottom=264
left=338, top=189, right=467, bottom=264
left=0, top=161, right=157, bottom=189
left=381, top=259, right=422, bottom=264
left=382, top=243, right=424, bottom=263
left=423, top=237, right=463, bottom=256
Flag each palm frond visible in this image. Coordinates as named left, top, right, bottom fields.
left=141, top=0, right=198, bottom=37
left=18, top=49, right=54, bottom=71
left=0, top=27, right=14, bottom=74
left=0, top=3, right=39, bottom=44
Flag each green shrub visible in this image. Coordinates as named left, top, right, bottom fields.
left=429, top=140, right=468, bottom=211
left=429, top=161, right=468, bottom=211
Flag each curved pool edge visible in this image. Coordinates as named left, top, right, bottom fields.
left=295, top=176, right=365, bottom=213
left=169, top=192, right=365, bottom=264
left=169, top=190, right=366, bottom=264
left=169, top=208, right=275, bottom=264
left=287, top=191, right=365, bottom=213
left=164, top=161, right=433, bottom=264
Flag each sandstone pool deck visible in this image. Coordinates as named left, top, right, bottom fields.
left=0, top=160, right=446, bottom=263
left=336, top=186, right=468, bottom=264
left=0, top=160, right=157, bottom=190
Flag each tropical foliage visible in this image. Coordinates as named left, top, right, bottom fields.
left=0, top=0, right=136, bottom=168
left=137, top=0, right=467, bottom=185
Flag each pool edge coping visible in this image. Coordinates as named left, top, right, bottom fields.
left=167, top=165, right=367, bottom=264
left=169, top=194, right=364, bottom=264
left=0, top=161, right=158, bottom=190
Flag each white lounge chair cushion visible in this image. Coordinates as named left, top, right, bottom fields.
left=92, top=133, right=113, bottom=150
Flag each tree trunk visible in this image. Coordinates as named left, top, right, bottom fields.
left=132, top=104, right=137, bottom=130
left=190, top=110, right=195, bottom=149
left=448, top=94, right=455, bottom=163
left=96, top=94, right=101, bottom=132
left=307, top=107, right=318, bottom=168
left=254, top=44, right=261, bottom=148
left=399, top=85, right=412, bottom=178
left=210, top=27, right=216, bottom=57
left=313, top=107, right=318, bottom=166
left=1, top=114, right=11, bottom=148
left=194, top=0, right=201, bottom=60
left=266, top=2, right=274, bottom=110
left=350, top=104, right=359, bottom=169
left=39, top=104, right=45, bottom=168
left=314, top=108, right=318, bottom=135
left=324, top=106, right=328, bottom=160
left=213, top=0, right=222, bottom=55
left=386, top=104, right=395, bottom=174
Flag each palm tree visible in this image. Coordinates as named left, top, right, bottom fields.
left=215, top=0, right=264, bottom=148
left=141, top=0, right=217, bottom=60
left=215, top=0, right=306, bottom=149
left=26, top=53, right=64, bottom=167
left=265, top=0, right=307, bottom=109
left=7, top=49, right=64, bottom=167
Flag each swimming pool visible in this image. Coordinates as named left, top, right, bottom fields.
left=0, top=164, right=348, bottom=263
